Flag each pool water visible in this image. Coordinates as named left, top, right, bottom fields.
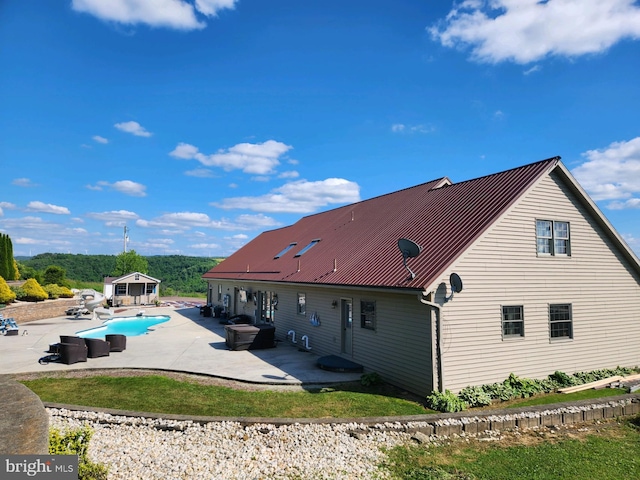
left=76, top=315, right=171, bottom=339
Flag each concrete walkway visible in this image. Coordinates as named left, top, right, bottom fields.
left=0, top=306, right=362, bottom=386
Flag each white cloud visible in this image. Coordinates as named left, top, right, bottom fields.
left=86, top=210, right=139, bottom=226
left=194, top=0, right=237, bottom=17
left=93, top=135, right=108, bottom=144
left=114, top=121, right=152, bottom=137
left=95, top=180, right=147, bottom=197
left=12, top=178, right=37, bottom=187
left=170, top=139, right=292, bottom=175
left=523, top=65, right=541, bottom=75
left=190, top=242, right=221, bottom=249
left=0, top=202, right=16, bottom=216
left=214, top=178, right=361, bottom=213
left=430, top=0, right=640, bottom=64
left=278, top=170, right=300, bottom=179
left=184, top=168, right=216, bottom=178
left=26, top=201, right=71, bottom=215
left=235, top=214, right=280, bottom=229
left=391, top=123, right=435, bottom=134
left=72, top=0, right=206, bottom=30
left=572, top=137, right=640, bottom=208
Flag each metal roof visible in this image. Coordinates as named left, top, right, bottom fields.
left=203, top=157, right=560, bottom=291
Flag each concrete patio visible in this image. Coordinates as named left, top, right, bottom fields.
left=0, top=305, right=362, bottom=386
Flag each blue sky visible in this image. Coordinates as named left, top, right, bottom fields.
left=1, top=0, right=639, bottom=258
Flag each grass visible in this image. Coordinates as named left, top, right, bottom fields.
left=383, top=416, right=640, bottom=479
left=21, top=373, right=633, bottom=418
left=20, top=375, right=431, bottom=418
left=502, top=387, right=629, bottom=409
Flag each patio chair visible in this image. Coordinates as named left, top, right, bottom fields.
left=84, top=338, right=111, bottom=358
left=105, top=334, right=126, bottom=352
left=59, top=342, right=88, bottom=365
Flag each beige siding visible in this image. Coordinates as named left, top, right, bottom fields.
left=207, top=280, right=434, bottom=395
left=439, top=172, right=640, bottom=392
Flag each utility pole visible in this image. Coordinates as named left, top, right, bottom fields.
left=123, top=226, right=129, bottom=253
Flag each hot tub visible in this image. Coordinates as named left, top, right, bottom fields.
left=224, top=324, right=276, bottom=351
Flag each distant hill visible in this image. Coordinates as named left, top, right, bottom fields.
left=19, top=253, right=222, bottom=294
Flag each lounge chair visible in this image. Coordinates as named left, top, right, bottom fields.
left=105, top=334, right=126, bottom=352
left=84, top=338, right=111, bottom=358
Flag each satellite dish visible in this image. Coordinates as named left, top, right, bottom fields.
left=398, top=238, right=422, bottom=279
left=450, top=273, right=463, bottom=293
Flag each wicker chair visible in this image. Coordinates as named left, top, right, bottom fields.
left=60, top=335, right=85, bottom=346
left=84, top=338, right=111, bottom=358
left=59, top=342, right=88, bottom=364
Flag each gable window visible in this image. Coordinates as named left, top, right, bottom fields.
left=502, top=306, right=524, bottom=338
left=360, top=300, right=376, bottom=330
left=294, top=239, right=320, bottom=257
left=550, top=304, right=573, bottom=339
left=297, top=293, right=306, bottom=315
left=115, top=284, right=126, bottom=295
left=274, top=243, right=297, bottom=259
left=536, top=220, right=570, bottom=256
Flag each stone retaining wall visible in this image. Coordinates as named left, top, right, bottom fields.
left=45, top=394, right=640, bottom=436
left=1, top=298, right=79, bottom=323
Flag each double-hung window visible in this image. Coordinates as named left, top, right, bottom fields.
left=550, top=304, right=573, bottom=339
left=297, top=293, right=306, bottom=315
left=536, top=220, right=570, bottom=256
left=360, top=300, right=376, bottom=330
left=115, top=284, right=126, bottom=295
left=502, top=306, right=524, bottom=338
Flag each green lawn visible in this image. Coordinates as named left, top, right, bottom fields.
left=21, top=375, right=431, bottom=418
left=384, top=416, right=640, bottom=479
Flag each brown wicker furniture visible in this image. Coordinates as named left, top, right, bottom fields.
left=105, top=334, right=126, bottom=352
left=84, top=338, right=111, bottom=358
left=59, top=343, right=88, bottom=364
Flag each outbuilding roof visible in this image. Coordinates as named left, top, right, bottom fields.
left=203, top=157, right=569, bottom=291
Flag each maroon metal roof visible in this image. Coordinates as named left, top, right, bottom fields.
left=203, top=157, right=560, bottom=291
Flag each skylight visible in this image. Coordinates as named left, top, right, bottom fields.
left=274, top=243, right=297, bottom=259
left=294, top=239, right=320, bottom=257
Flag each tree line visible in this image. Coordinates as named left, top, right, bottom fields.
left=16, top=252, right=222, bottom=295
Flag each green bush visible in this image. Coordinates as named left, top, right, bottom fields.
left=43, top=284, right=74, bottom=299
left=49, top=425, right=108, bottom=480
left=361, top=372, right=383, bottom=386
left=426, top=389, right=467, bottom=413
left=18, top=278, right=48, bottom=302
left=458, top=385, right=492, bottom=408
left=0, top=276, right=16, bottom=304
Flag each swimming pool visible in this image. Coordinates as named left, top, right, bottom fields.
left=76, top=315, right=171, bottom=339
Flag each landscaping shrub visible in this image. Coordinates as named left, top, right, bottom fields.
left=43, top=284, right=74, bottom=299
left=18, top=278, right=48, bottom=302
left=49, top=425, right=108, bottom=480
left=458, top=385, right=492, bottom=408
left=0, top=276, right=16, bottom=304
left=426, top=389, right=467, bottom=413
left=361, top=372, right=383, bottom=386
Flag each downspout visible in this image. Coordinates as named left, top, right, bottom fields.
left=419, top=291, right=444, bottom=393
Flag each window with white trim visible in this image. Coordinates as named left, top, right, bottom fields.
left=550, top=304, right=573, bottom=339
left=360, top=300, right=376, bottom=330
left=297, top=293, right=306, bottom=315
left=536, top=220, right=570, bottom=256
left=502, top=305, right=524, bottom=338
